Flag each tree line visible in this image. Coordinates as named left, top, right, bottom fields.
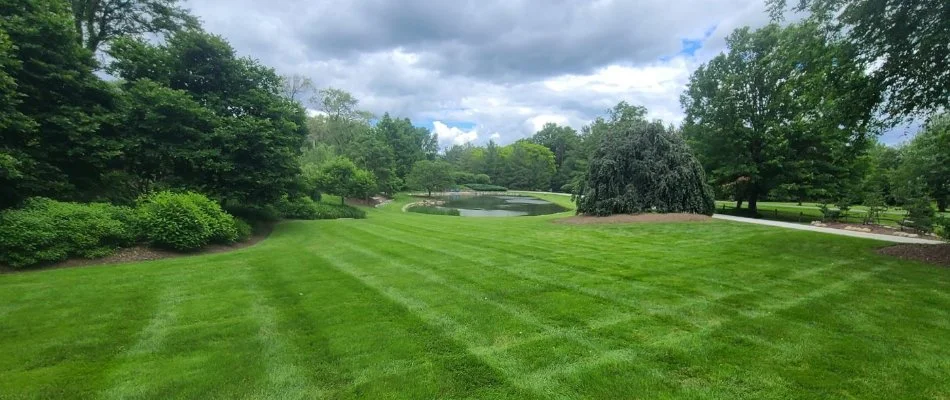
left=2, top=0, right=947, bottom=230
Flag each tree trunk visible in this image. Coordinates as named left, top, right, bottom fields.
left=938, top=197, right=947, bottom=213
left=341, top=197, right=345, bottom=205
left=736, top=198, right=744, bottom=209
left=748, top=192, right=759, bottom=215
left=427, top=189, right=432, bottom=197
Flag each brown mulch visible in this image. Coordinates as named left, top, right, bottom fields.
left=554, top=213, right=712, bottom=225
left=0, top=224, right=274, bottom=274
left=877, top=244, right=950, bottom=268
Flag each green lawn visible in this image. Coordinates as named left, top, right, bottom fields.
left=715, top=200, right=950, bottom=227
left=2, top=196, right=949, bottom=399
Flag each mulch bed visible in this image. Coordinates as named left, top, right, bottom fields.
left=1, top=224, right=274, bottom=274
left=878, top=244, right=950, bottom=268
left=554, top=213, right=712, bottom=225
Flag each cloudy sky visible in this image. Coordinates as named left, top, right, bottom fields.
left=185, top=0, right=915, bottom=148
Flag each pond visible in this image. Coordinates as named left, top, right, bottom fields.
left=433, top=194, right=568, bottom=217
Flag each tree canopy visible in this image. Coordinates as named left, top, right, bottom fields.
left=107, top=30, right=308, bottom=206
left=69, top=0, right=197, bottom=52
left=897, top=113, right=950, bottom=211
left=681, top=23, right=879, bottom=213
left=0, top=0, right=121, bottom=208
left=406, top=160, right=454, bottom=197
left=768, top=0, right=949, bottom=118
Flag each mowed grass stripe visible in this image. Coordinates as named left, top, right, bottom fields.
left=319, top=218, right=896, bottom=398
left=1, top=203, right=949, bottom=398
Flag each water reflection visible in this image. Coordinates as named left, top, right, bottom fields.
left=434, top=194, right=568, bottom=217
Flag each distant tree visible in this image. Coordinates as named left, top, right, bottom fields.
left=377, top=113, right=438, bottom=179
left=344, top=132, right=401, bottom=195
left=500, top=141, right=556, bottom=190
left=531, top=123, right=582, bottom=191
left=576, top=115, right=715, bottom=216
left=681, top=23, right=879, bottom=213
left=69, top=0, right=198, bottom=52
left=317, top=158, right=376, bottom=204
left=280, top=74, right=314, bottom=103
left=406, top=160, right=454, bottom=197
left=897, top=114, right=950, bottom=211
left=861, top=144, right=902, bottom=206
left=768, top=0, right=949, bottom=118
left=314, top=87, right=373, bottom=122
left=0, top=0, right=122, bottom=208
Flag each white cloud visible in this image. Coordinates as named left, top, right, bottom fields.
left=185, top=0, right=775, bottom=144
left=432, top=121, right=479, bottom=148
left=526, top=114, right=571, bottom=133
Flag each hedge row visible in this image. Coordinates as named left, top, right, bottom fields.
left=275, top=195, right=367, bottom=220
left=462, top=184, right=508, bottom=192
left=0, top=192, right=249, bottom=269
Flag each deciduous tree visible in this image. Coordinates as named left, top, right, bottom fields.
left=69, top=0, right=197, bottom=52
left=681, top=23, right=879, bottom=213
left=406, top=160, right=454, bottom=197
left=768, top=0, right=950, bottom=118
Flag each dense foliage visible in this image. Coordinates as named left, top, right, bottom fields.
left=0, top=0, right=122, bottom=209
left=575, top=117, right=715, bottom=216
left=896, top=114, right=950, bottom=212
left=135, top=191, right=240, bottom=251
left=407, top=160, right=455, bottom=196
left=275, top=195, right=366, bottom=220
left=463, top=184, right=507, bottom=192
left=768, top=0, right=950, bottom=118
left=312, top=158, right=376, bottom=204
left=108, top=31, right=309, bottom=206
left=70, top=0, right=198, bottom=52
left=0, top=198, right=137, bottom=267
left=681, top=23, right=879, bottom=213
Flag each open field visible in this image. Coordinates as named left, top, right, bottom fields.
left=1, top=196, right=949, bottom=399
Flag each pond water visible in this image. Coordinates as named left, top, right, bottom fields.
left=436, top=194, right=568, bottom=217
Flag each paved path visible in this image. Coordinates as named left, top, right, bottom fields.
left=712, top=214, right=944, bottom=244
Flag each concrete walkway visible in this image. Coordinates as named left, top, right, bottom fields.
left=712, top=214, right=945, bottom=244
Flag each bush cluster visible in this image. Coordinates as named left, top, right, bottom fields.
left=275, top=195, right=367, bottom=220
left=136, top=191, right=242, bottom=251
left=463, top=184, right=508, bottom=192
left=0, top=198, right=138, bottom=268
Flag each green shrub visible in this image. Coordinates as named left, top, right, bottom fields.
left=275, top=195, right=367, bottom=220
left=463, top=184, right=507, bottom=192
left=276, top=195, right=320, bottom=219
left=136, top=191, right=240, bottom=251
left=0, top=198, right=138, bottom=268
left=452, top=171, right=477, bottom=185
left=312, top=202, right=367, bottom=219
left=222, top=200, right=281, bottom=222
left=407, top=205, right=461, bottom=216
left=235, top=219, right=253, bottom=241
left=903, top=196, right=936, bottom=232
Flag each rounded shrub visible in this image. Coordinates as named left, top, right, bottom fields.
left=136, top=191, right=240, bottom=251
left=275, top=195, right=320, bottom=219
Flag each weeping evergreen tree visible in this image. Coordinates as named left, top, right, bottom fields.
left=575, top=117, right=715, bottom=216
